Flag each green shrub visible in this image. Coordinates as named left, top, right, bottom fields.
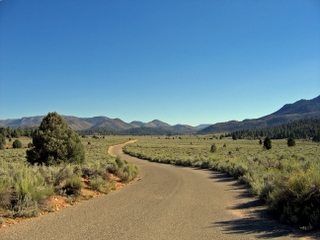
left=12, top=139, right=22, bottom=148
left=115, top=156, right=124, bottom=169
left=264, top=137, right=272, bottom=150
left=2, top=168, right=55, bottom=218
left=54, top=165, right=74, bottom=187
left=62, top=175, right=82, bottom=196
left=287, top=138, right=296, bottom=147
left=210, top=143, right=217, bottom=153
left=267, top=165, right=320, bottom=230
left=90, top=176, right=105, bottom=192
left=119, top=163, right=139, bottom=182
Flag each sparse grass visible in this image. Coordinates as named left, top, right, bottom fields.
left=123, top=135, right=320, bottom=230
left=0, top=135, right=138, bottom=222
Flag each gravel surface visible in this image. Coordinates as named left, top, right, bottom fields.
left=1, top=142, right=318, bottom=240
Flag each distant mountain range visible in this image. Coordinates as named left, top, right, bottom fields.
left=0, top=95, right=319, bottom=135
left=0, top=115, right=200, bottom=135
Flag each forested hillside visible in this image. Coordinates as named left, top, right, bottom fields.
left=200, top=95, right=320, bottom=134
left=228, top=118, right=320, bottom=141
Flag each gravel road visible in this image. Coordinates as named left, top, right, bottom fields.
left=1, top=142, right=318, bottom=239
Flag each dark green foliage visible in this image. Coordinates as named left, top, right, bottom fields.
left=0, top=134, right=5, bottom=149
left=12, top=139, right=22, bottom=148
left=0, top=126, right=36, bottom=140
left=26, top=112, right=85, bottom=165
left=313, top=124, right=320, bottom=142
left=287, top=138, right=296, bottom=147
left=210, top=143, right=217, bottom=153
left=313, top=135, right=320, bottom=142
left=264, top=137, right=272, bottom=150
left=228, top=118, right=320, bottom=140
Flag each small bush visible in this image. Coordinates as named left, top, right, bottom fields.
left=287, top=138, right=296, bottom=147
left=119, top=163, right=139, bottom=182
left=210, top=143, right=217, bottom=153
left=90, top=176, right=105, bottom=192
left=62, top=175, right=82, bottom=196
left=115, top=156, right=124, bottom=169
left=12, top=139, right=22, bottom=149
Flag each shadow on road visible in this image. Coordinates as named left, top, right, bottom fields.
left=209, top=171, right=320, bottom=239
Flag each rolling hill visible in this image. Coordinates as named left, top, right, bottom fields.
left=1, top=95, right=319, bottom=135
left=0, top=116, right=198, bottom=135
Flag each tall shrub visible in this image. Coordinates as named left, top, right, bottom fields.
left=26, top=112, right=85, bottom=165
left=264, top=137, right=272, bottom=150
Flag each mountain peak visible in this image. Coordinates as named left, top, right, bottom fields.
left=144, top=119, right=171, bottom=128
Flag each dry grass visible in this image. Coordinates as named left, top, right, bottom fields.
left=0, top=135, right=138, bottom=227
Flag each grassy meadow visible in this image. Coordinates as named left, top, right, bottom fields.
left=0, top=136, right=138, bottom=224
left=123, top=135, right=320, bottom=231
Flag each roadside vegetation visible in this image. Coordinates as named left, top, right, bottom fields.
left=123, top=135, right=320, bottom=231
left=0, top=113, right=138, bottom=226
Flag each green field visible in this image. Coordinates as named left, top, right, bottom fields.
left=123, top=135, right=320, bottom=231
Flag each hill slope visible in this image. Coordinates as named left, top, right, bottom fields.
left=199, top=95, right=320, bottom=134
left=0, top=116, right=198, bottom=135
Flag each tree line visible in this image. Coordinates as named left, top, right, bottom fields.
left=0, top=126, right=37, bottom=149
left=228, top=118, right=320, bottom=141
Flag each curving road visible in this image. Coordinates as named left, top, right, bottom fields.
left=1, top=142, right=317, bottom=239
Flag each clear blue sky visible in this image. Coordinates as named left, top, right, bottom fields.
left=0, top=0, right=319, bottom=126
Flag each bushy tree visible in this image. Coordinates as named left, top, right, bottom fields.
left=12, top=139, right=22, bottom=148
left=263, top=137, right=272, bottom=150
left=26, top=112, right=85, bottom=165
left=287, top=137, right=296, bottom=147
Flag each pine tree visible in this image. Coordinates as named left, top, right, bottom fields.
left=26, top=112, right=85, bottom=165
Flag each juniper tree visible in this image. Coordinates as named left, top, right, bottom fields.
left=263, top=137, right=272, bottom=150
left=26, top=112, right=85, bottom=165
